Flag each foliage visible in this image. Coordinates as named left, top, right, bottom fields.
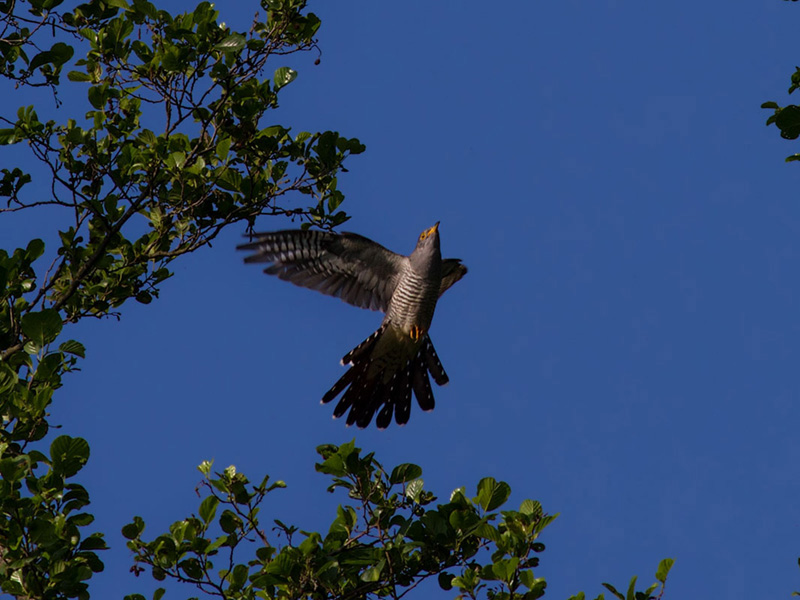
left=762, top=62, right=800, bottom=160
left=0, top=0, right=361, bottom=597
left=123, top=441, right=557, bottom=600
left=0, top=434, right=103, bottom=599
left=566, top=558, right=673, bottom=600
left=121, top=442, right=672, bottom=600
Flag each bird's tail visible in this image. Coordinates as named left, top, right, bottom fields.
left=321, top=325, right=450, bottom=429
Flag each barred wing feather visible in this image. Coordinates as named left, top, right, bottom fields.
left=238, top=230, right=405, bottom=312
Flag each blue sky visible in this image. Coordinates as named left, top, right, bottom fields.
left=4, top=1, right=800, bottom=598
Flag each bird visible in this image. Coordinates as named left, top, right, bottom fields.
left=237, top=223, right=467, bottom=429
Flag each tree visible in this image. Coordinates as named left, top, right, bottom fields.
left=0, top=0, right=670, bottom=598
left=762, top=68, right=800, bottom=158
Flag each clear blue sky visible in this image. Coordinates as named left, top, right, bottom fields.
left=4, top=1, right=800, bottom=598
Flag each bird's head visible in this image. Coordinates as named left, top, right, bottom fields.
left=416, top=222, right=440, bottom=250
left=410, top=222, right=441, bottom=269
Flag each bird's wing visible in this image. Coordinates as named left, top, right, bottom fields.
left=439, top=259, right=467, bottom=296
left=238, top=230, right=406, bottom=312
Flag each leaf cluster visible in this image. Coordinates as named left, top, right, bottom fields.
left=0, top=434, right=104, bottom=600
left=123, top=441, right=557, bottom=600
left=0, top=0, right=363, bottom=597
left=566, top=558, right=674, bottom=600
left=762, top=66, right=800, bottom=160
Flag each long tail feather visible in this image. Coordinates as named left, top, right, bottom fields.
left=423, top=337, right=449, bottom=385
left=322, top=330, right=447, bottom=428
left=411, top=353, right=435, bottom=412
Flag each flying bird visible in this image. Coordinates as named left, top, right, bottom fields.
left=238, top=223, right=467, bottom=429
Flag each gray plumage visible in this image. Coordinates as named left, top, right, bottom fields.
left=238, top=223, right=466, bottom=429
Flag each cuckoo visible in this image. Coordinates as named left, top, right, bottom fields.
left=238, top=223, right=467, bottom=429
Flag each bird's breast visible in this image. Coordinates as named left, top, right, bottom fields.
left=384, top=267, right=441, bottom=333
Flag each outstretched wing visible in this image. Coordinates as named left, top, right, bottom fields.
left=440, top=259, right=467, bottom=296
left=238, top=230, right=406, bottom=312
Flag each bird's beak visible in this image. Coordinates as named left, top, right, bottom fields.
left=420, top=222, right=440, bottom=241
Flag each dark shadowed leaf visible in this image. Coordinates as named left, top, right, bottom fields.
left=438, top=572, right=454, bottom=590
left=50, top=435, right=90, bottom=477
left=389, top=463, right=422, bottom=484
left=776, top=105, right=800, bottom=139
left=602, top=581, right=625, bottom=599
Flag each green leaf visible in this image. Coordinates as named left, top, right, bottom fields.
left=68, top=512, right=95, bottom=526
left=655, top=557, right=674, bottom=583
left=215, top=34, right=245, bottom=52
left=491, top=557, right=519, bottom=583
left=601, top=582, right=625, bottom=600
left=134, top=291, right=152, bottom=304
left=166, top=151, right=186, bottom=169
left=519, top=499, right=542, bottom=516
left=0, top=364, right=18, bottom=394
left=122, top=516, right=145, bottom=540
left=528, top=578, right=548, bottom=599
left=179, top=558, right=203, bottom=579
left=389, top=463, right=422, bottom=484
left=775, top=105, right=800, bottom=139
left=405, top=479, right=424, bottom=502
left=26, top=238, right=45, bottom=261
left=50, top=42, right=74, bottom=65
left=449, top=509, right=480, bottom=533
left=625, top=575, right=636, bottom=600
left=230, top=563, right=248, bottom=587
left=59, top=339, right=86, bottom=358
left=520, top=569, right=535, bottom=589
left=761, top=101, right=779, bottom=109
left=50, top=435, right=90, bottom=477
left=475, top=477, right=511, bottom=511
left=80, top=534, right=108, bottom=550
left=216, top=137, right=231, bottom=161
left=199, top=495, right=219, bottom=524
left=87, top=85, right=107, bottom=109
left=273, top=67, right=297, bottom=91
left=29, top=50, right=53, bottom=72
left=438, top=572, right=454, bottom=590
left=0, top=128, right=17, bottom=144
left=153, top=588, right=166, bottom=600
left=219, top=510, right=241, bottom=534
left=360, top=562, right=383, bottom=582
left=21, top=309, right=63, bottom=348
